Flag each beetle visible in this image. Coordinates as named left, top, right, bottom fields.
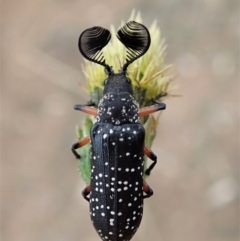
left=72, top=21, right=166, bottom=241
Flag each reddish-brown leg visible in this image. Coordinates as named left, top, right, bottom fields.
left=144, top=145, right=157, bottom=176
left=138, top=102, right=166, bottom=117
left=71, top=136, right=91, bottom=159
left=74, top=104, right=98, bottom=116
left=82, top=185, right=91, bottom=202
left=143, top=180, right=153, bottom=199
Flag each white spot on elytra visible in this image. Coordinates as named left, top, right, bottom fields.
left=110, top=219, right=114, bottom=226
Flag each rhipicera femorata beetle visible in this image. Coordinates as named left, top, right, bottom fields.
left=72, top=21, right=166, bottom=241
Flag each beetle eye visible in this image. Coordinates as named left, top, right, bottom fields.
left=104, top=78, right=109, bottom=85
left=126, top=78, right=131, bottom=84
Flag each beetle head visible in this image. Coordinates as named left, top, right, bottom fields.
left=102, top=72, right=133, bottom=95
left=78, top=21, right=151, bottom=88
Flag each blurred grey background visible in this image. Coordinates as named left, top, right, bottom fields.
left=1, top=0, right=239, bottom=241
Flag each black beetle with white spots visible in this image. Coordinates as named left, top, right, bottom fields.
left=72, top=21, right=166, bottom=241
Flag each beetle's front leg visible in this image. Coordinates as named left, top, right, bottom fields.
left=82, top=185, right=91, bottom=202
left=138, top=101, right=166, bottom=117
left=71, top=136, right=91, bottom=159
left=144, top=145, right=157, bottom=176
left=74, top=104, right=98, bottom=116
left=143, top=180, right=153, bottom=199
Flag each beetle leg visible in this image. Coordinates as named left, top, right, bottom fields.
left=74, top=104, right=98, bottom=116
left=144, top=145, right=157, bottom=176
left=143, top=180, right=153, bottom=199
left=71, top=136, right=91, bottom=159
left=82, top=185, right=91, bottom=202
left=138, top=102, right=166, bottom=117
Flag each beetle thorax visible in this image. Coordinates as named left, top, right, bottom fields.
left=96, top=93, right=140, bottom=125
